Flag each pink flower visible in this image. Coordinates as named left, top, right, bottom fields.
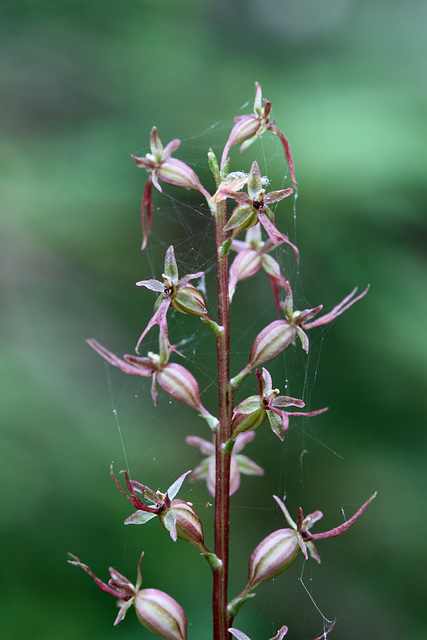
left=86, top=334, right=217, bottom=429
left=221, top=82, right=296, bottom=188
left=110, top=465, right=208, bottom=551
left=228, top=494, right=376, bottom=609
left=132, top=127, right=210, bottom=249
left=230, top=280, right=369, bottom=387
left=68, top=552, right=187, bottom=640
left=135, top=245, right=209, bottom=352
left=186, top=431, right=264, bottom=496
left=228, top=223, right=288, bottom=316
left=218, top=161, right=297, bottom=259
left=272, top=492, right=377, bottom=564
left=231, top=368, right=327, bottom=441
left=229, top=626, right=288, bottom=640
left=229, top=624, right=336, bottom=640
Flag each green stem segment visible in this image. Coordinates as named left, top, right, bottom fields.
left=213, top=198, right=234, bottom=640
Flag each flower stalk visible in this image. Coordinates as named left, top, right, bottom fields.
left=212, top=193, right=234, bottom=640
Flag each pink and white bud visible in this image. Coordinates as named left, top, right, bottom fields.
left=156, top=362, right=211, bottom=417
left=245, top=528, right=299, bottom=592
left=249, top=320, right=296, bottom=369
left=134, top=588, right=187, bottom=640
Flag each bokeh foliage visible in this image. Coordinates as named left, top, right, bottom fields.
left=1, top=2, right=426, bottom=639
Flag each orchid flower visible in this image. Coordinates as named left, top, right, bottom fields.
left=228, top=223, right=288, bottom=316
left=217, top=161, right=298, bottom=259
left=231, top=281, right=369, bottom=388
left=110, top=465, right=208, bottom=551
left=132, top=126, right=210, bottom=249
left=135, top=245, right=209, bottom=352
left=68, top=552, right=187, bottom=640
left=272, top=492, right=377, bottom=564
left=221, top=82, right=296, bottom=188
left=186, top=431, right=264, bottom=496
left=227, top=494, right=376, bottom=612
left=231, top=368, right=328, bottom=441
left=86, top=334, right=217, bottom=429
left=229, top=622, right=336, bottom=640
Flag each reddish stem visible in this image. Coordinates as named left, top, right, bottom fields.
left=212, top=198, right=233, bottom=640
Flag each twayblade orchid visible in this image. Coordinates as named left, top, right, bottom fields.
left=186, top=431, right=264, bottom=496
left=132, top=127, right=210, bottom=249
left=68, top=552, right=187, bottom=640
left=110, top=465, right=209, bottom=552
left=86, top=334, right=217, bottom=429
left=221, top=82, right=296, bottom=188
left=231, top=368, right=327, bottom=441
left=231, top=280, right=369, bottom=388
left=228, top=223, right=288, bottom=316
left=135, top=245, right=210, bottom=352
left=217, top=161, right=298, bottom=259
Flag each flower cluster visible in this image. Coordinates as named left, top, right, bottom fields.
left=70, top=82, right=375, bottom=640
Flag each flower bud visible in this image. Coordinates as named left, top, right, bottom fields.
left=245, top=528, right=299, bottom=592
left=160, top=498, right=206, bottom=551
left=248, top=320, right=296, bottom=369
left=157, top=363, right=206, bottom=412
left=134, top=588, right=187, bottom=640
left=157, top=158, right=208, bottom=194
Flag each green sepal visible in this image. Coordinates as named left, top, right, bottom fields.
left=224, top=438, right=236, bottom=454
left=224, top=205, right=255, bottom=232
left=220, top=157, right=230, bottom=181
left=201, top=552, right=223, bottom=572
left=208, top=149, right=221, bottom=187
left=201, top=413, right=219, bottom=432
left=164, top=245, right=179, bottom=282
left=201, top=315, right=224, bottom=338
left=220, top=239, right=232, bottom=257
left=227, top=592, right=256, bottom=618
left=267, top=411, right=284, bottom=441
left=125, top=511, right=157, bottom=525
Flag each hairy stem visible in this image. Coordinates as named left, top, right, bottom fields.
left=213, top=198, right=233, bottom=640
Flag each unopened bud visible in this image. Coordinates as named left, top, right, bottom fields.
left=157, top=158, right=208, bottom=195
left=249, top=320, right=296, bottom=369
left=157, top=363, right=206, bottom=413
left=134, top=588, right=187, bottom=640
left=245, top=528, right=299, bottom=592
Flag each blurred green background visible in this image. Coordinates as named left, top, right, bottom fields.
left=1, top=1, right=426, bottom=639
